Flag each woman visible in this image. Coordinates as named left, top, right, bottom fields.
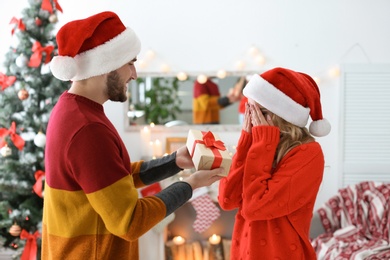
left=218, top=67, right=331, bottom=260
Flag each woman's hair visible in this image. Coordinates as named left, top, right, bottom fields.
left=271, top=114, right=315, bottom=167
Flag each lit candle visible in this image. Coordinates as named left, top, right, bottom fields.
left=154, top=139, right=163, bottom=157
left=140, top=126, right=151, bottom=156
left=172, top=235, right=186, bottom=245
left=208, top=234, right=221, bottom=245
left=149, top=141, right=154, bottom=158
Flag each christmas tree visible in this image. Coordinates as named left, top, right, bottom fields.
left=0, top=0, right=67, bottom=258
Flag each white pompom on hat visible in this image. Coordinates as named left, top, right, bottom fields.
left=50, top=11, right=141, bottom=81
left=243, top=67, right=331, bottom=137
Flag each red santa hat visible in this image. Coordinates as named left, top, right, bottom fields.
left=50, top=11, right=141, bottom=81
left=243, top=67, right=331, bottom=137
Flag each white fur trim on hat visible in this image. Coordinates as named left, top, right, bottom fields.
left=50, top=27, right=141, bottom=81
left=243, top=74, right=310, bottom=127
left=309, top=118, right=331, bottom=137
left=50, top=56, right=77, bottom=81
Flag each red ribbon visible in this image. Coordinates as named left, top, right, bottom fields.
left=41, top=0, right=63, bottom=13
left=9, top=17, right=26, bottom=35
left=28, top=41, right=54, bottom=67
left=0, top=122, right=25, bottom=151
left=33, top=170, right=45, bottom=198
left=191, top=131, right=226, bottom=169
left=0, top=72, right=17, bottom=91
left=20, top=230, right=40, bottom=260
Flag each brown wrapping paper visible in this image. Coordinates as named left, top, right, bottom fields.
left=186, top=129, right=232, bottom=177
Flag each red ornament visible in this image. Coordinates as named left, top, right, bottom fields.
left=18, top=89, right=29, bottom=100
left=35, top=17, right=42, bottom=26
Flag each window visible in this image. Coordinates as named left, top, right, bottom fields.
left=341, top=64, right=390, bottom=186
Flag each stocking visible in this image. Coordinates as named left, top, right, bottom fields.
left=191, top=193, right=221, bottom=233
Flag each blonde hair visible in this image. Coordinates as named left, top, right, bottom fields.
left=271, top=114, right=315, bottom=167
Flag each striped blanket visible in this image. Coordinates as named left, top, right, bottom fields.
left=311, top=181, right=390, bottom=259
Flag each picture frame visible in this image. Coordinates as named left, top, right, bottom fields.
left=165, top=137, right=187, bottom=154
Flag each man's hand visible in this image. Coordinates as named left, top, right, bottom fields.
left=175, top=145, right=194, bottom=169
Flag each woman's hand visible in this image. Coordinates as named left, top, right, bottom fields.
left=242, top=102, right=252, bottom=133
left=249, top=103, right=274, bottom=127
left=184, top=168, right=223, bottom=190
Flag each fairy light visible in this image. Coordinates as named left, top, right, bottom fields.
left=197, top=74, right=208, bottom=84
left=235, top=60, right=246, bottom=70
left=313, top=76, right=321, bottom=85
left=137, top=59, right=148, bottom=69
left=176, top=72, right=188, bottom=81
left=248, top=46, right=259, bottom=56
left=145, top=49, right=155, bottom=60
left=217, top=69, right=227, bottom=79
left=255, top=54, right=266, bottom=66
left=160, top=64, right=171, bottom=73
left=328, top=66, right=340, bottom=78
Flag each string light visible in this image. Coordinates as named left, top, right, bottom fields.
left=160, top=63, right=171, bottom=73
left=328, top=66, right=340, bottom=78
left=197, top=74, right=208, bottom=84
left=136, top=44, right=352, bottom=85
left=137, top=59, right=148, bottom=69
left=255, top=55, right=266, bottom=66
left=145, top=49, right=155, bottom=60
left=176, top=71, right=188, bottom=81
left=235, top=60, right=246, bottom=70
left=248, top=45, right=259, bottom=56
left=313, top=77, right=321, bottom=85
left=217, top=70, right=227, bottom=79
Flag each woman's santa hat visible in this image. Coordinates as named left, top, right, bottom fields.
left=50, top=11, right=141, bottom=81
left=243, top=67, right=331, bottom=137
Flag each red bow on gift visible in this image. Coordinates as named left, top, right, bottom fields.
left=191, top=131, right=226, bottom=170
left=41, top=0, right=63, bottom=13
left=0, top=72, right=17, bottom=91
left=9, top=17, right=25, bottom=35
left=201, top=131, right=226, bottom=151
left=28, top=41, right=54, bottom=68
left=33, top=170, right=45, bottom=198
left=0, top=121, right=25, bottom=151
left=20, top=230, right=40, bottom=260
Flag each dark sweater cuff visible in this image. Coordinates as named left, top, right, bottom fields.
left=155, top=182, right=193, bottom=217
left=218, top=96, right=231, bottom=107
left=139, top=152, right=182, bottom=185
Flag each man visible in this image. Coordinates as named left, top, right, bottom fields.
left=43, top=11, right=223, bottom=259
left=192, top=77, right=241, bottom=124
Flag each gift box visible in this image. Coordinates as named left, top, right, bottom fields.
left=186, top=129, right=232, bottom=176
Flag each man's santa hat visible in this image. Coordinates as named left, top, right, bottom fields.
left=243, top=67, right=331, bottom=137
left=50, top=11, right=141, bottom=81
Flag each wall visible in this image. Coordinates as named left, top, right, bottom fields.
left=1, top=1, right=390, bottom=259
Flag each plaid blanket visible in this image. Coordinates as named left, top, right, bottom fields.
left=311, top=181, right=390, bottom=259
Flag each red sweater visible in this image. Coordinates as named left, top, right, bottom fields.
left=42, top=92, right=191, bottom=259
left=219, top=126, right=324, bottom=260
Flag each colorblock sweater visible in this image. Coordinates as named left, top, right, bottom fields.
left=192, top=79, right=230, bottom=124
left=218, top=126, right=324, bottom=260
left=42, top=92, right=192, bottom=259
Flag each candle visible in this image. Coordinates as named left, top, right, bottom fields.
left=154, top=139, right=163, bottom=157
left=140, top=126, right=151, bottom=156
left=208, top=234, right=221, bottom=245
left=172, top=235, right=186, bottom=245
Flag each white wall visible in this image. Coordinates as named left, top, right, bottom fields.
left=1, top=1, right=390, bottom=259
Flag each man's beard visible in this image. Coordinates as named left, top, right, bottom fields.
left=106, top=70, right=127, bottom=102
